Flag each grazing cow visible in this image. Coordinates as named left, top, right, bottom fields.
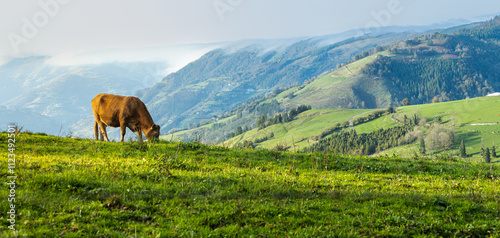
left=91, top=93, right=160, bottom=142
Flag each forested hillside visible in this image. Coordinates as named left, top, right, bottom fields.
left=362, top=16, right=500, bottom=105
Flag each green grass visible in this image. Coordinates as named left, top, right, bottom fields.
left=1, top=132, right=499, bottom=237
left=400, top=96, right=500, bottom=124
left=354, top=113, right=398, bottom=134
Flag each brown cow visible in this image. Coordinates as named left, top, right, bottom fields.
left=91, top=93, right=160, bottom=142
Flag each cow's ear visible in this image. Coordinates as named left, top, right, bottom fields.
left=152, top=124, right=160, bottom=130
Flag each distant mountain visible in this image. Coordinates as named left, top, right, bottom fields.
left=139, top=30, right=433, bottom=133
left=0, top=56, right=167, bottom=135
left=0, top=105, right=62, bottom=135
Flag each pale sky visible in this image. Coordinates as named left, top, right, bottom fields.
left=0, top=0, right=499, bottom=64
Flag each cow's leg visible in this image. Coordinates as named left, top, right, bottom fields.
left=94, top=121, right=99, bottom=140
left=120, top=124, right=127, bottom=142
left=99, top=123, right=110, bottom=142
left=137, top=131, right=143, bottom=142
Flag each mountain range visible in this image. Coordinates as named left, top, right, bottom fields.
left=139, top=30, right=436, bottom=133
left=172, top=16, right=500, bottom=145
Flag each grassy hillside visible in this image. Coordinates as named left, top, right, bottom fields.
left=221, top=95, right=499, bottom=159
left=1, top=132, right=499, bottom=237
left=271, top=52, right=393, bottom=110
left=370, top=95, right=500, bottom=158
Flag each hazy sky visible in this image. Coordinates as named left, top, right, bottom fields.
left=0, top=0, right=499, bottom=64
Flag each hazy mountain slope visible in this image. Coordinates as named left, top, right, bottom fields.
left=0, top=106, right=62, bottom=135
left=0, top=56, right=168, bottom=135
left=139, top=31, right=428, bottom=132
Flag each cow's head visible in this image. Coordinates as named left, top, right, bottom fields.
left=145, top=124, right=160, bottom=141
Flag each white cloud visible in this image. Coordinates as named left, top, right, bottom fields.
left=0, top=0, right=498, bottom=62
left=45, top=43, right=221, bottom=75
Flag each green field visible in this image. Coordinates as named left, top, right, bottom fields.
left=1, top=132, right=499, bottom=237
left=223, top=95, right=499, bottom=159
left=364, top=96, right=500, bottom=158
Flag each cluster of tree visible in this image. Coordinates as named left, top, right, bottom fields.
left=303, top=123, right=415, bottom=155
left=398, top=114, right=457, bottom=155
left=229, top=125, right=250, bottom=138
left=481, top=140, right=497, bottom=163
left=361, top=56, right=495, bottom=105
left=253, top=132, right=274, bottom=144
left=347, top=45, right=389, bottom=64
left=352, top=110, right=387, bottom=125
left=423, top=123, right=456, bottom=153
left=257, top=105, right=312, bottom=130
left=305, top=112, right=424, bottom=155
left=455, top=16, right=500, bottom=41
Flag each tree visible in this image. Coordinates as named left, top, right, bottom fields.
left=484, top=147, right=491, bottom=163
left=235, top=126, right=243, bottom=136
left=387, top=106, right=395, bottom=114
left=419, top=137, right=426, bottom=156
left=480, top=138, right=485, bottom=157
left=402, top=98, right=410, bottom=106
left=257, top=114, right=267, bottom=130
left=434, top=115, right=443, bottom=124
left=460, top=140, right=467, bottom=158
left=432, top=96, right=440, bottom=103
left=492, top=144, right=497, bottom=158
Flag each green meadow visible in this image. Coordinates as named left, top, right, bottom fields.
left=1, top=132, right=499, bottom=237
left=221, top=95, right=499, bottom=160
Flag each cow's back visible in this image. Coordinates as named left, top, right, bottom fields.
left=92, top=93, right=124, bottom=114
left=92, top=93, right=152, bottom=126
